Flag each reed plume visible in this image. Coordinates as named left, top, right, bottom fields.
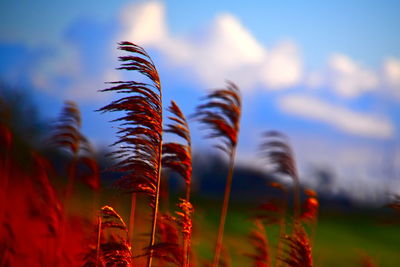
left=143, top=202, right=193, bottom=267
left=252, top=183, right=288, bottom=267
left=98, top=41, right=163, bottom=267
left=245, top=219, right=270, bottom=267
left=50, top=101, right=99, bottom=194
left=88, top=205, right=132, bottom=267
left=281, top=226, right=313, bottom=267
left=162, top=100, right=193, bottom=266
left=50, top=101, right=82, bottom=199
left=193, top=81, right=241, bottom=267
left=255, top=198, right=286, bottom=225
left=163, top=101, right=192, bottom=200
left=175, top=199, right=194, bottom=266
left=260, top=131, right=301, bottom=219
left=30, top=152, right=62, bottom=236
left=139, top=213, right=183, bottom=266
left=50, top=101, right=81, bottom=155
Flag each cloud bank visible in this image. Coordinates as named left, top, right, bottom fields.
left=120, top=1, right=399, bottom=101
left=279, top=94, right=394, bottom=138
left=2, top=1, right=396, bottom=139
left=116, top=1, right=397, bottom=139
left=119, top=2, right=302, bottom=90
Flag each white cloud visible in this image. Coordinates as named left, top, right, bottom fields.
left=26, top=1, right=400, bottom=103
left=119, top=1, right=302, bottom=91
left=384, top=58, right=400, bottom=86
left=383, top=58, right=400, bottom=97
left=305, top=54, right=400, bottom=100
left=278, top=94, right=394, bottom=138
left=119, top=2, right=400, bottom=101
left=209, top=13, right=266, bottom=67
left=327, top=54, right=379, bottom=98
left=120, top=1, right=167, bottom=45
left=260, top=41, right=302, bottom=89
left=304, top=71, right=324, bottom=88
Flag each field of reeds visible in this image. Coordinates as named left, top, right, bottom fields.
left=0, top=41, right=399, bottom=267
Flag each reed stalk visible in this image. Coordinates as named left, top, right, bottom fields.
left=212, top=146, right=237, bottom=267
left=193, top=82, right=242, bottom=267
left=147, top=139, right=163, bottom=267
left=128, top=193, right=137, bottom=246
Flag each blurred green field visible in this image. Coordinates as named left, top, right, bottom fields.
left=190, top=200, right=400, bottom=267
left=69, top=185, right=400, bottom=267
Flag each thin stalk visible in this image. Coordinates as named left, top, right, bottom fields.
left=212, top=146, right=237, bottom=267
left=183, top=242, right=190, bottom=267
left=146, top=150, right=163, bottom=267
left=185, top=185, right=191, bottom=203
left=183, top=144, right=192, bottom=267
left=292, top=175, right=301, bottom=220
left=96, top=215, right=102, bottom=267
left=183, top=185, right=191, bottom=267
left=128, top=193, right=136, bottom=247
left=275, top=190, right=288, bottom=267
left=147, top=111, right=163, bottom=267
left=57, top=154, right=77, bottom=264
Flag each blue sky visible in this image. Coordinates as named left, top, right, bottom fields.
left=1, top=0, right=400, bottom=202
